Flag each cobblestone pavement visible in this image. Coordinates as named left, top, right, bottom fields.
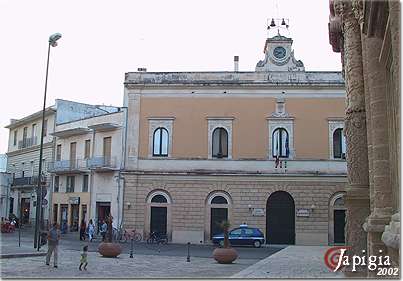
left=1, top=229, right=283, bottom=278
left=1, top=249, right=259, bottom=278
left=231, top=246, right=344, bottom=278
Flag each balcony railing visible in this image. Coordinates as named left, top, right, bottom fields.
left=87, top=156, right=117, bottom=170
left=48, top=159, right=88, bottom=173
left=12, top=176, right=47, bottom=187
left=18, top=137, right=38, bottom=149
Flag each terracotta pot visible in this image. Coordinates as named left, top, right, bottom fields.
left=98, top=242, right=122, bottom=257
left=213, top=247, right=238, bottom=264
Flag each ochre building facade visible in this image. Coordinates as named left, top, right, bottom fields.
left=122, top=34, right=348, bottom=245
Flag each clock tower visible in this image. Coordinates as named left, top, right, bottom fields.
left=255, top=32, right=305, bottom=72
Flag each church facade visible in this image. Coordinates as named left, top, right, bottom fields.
left=122, top=33, right=347, bottom=245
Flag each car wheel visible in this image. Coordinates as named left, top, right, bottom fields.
left=253, top=240, right=262, bottom=248
left=219, top=240, right=224, bottom=247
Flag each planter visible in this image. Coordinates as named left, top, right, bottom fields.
left=213, top=247, right=238, bottom=264
left=98, top=242, right=122, bottom=257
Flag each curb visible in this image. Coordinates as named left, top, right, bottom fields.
left=0, top=252, right=47, bottom=259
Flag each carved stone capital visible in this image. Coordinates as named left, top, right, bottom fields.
left=351, top=0, right=364, bottom=25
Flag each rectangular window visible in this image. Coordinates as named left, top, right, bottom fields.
left=13, top=130, right=17, bottom=146
left=43, top=119, right=48, bottom=137
left=22, top=127, right=28, bottom=147
left=56, top=144, right=62, bottom=161
left=84, top=140, right=91, bottom=159
left=54, top=176, right=59, bottom=192
left=23, top=127, right=28, bottom=141
left=66, top=176, right=75, bottom=193
left=82, top=175, right=89, bottom=192
left=32, top=124, right=37, bottom=139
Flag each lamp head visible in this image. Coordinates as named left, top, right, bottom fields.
left=49, top=33, right=62, bottom=47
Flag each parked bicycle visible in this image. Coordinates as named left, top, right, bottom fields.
left=146, top=231, right=168, bottom=244
left=114, top=228, right=142, bottom=243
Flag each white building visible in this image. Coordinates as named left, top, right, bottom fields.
left=49, top=102, right=126, bottom=232
left=5, top=107, right=56, bottom=225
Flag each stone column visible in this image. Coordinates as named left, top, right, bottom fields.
left=362, top=35, right=393, bottom=277
left=337, top=0, right=370, bottom=276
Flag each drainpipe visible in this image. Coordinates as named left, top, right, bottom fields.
left=118, top=107, right=128, bottom=228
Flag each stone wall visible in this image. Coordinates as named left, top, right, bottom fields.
left=122, top=173, right=347, bottom=245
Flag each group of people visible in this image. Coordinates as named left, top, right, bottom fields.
left=79, top=219, right=108, bottom=242
left=45, top=218, right=110, bottom=271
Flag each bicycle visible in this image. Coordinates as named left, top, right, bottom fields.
left=146, top=231, right=168, bottom=244
left=115, top=228, right=142, bottom=243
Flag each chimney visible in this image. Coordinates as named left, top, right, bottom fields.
left=234, top=56, right=239, bottom=72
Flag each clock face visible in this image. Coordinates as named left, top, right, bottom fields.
left=273, top=46, right=286, bottom=59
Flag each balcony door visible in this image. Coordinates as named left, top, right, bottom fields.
left=103, top=137, right=111, bottom=166
left=70, top=142, right=77, bottom=169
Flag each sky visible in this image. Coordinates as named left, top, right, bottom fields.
left=0, top=0, right=342, bottom=154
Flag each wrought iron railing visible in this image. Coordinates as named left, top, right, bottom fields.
left=48, top=159, right=88, bottom=172
left=86, top=156, right=117, bottom=169
left=18, top=137, right=38, bottom=149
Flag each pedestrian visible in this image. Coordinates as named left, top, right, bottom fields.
left=79, top=220, right=86, bottom=241
left=79, top=245, right=88, bottom=271
left=87, top=219, right=95, bottom=242
left=45, top=222, right=60, bottom=268
left=100, top=220, right=107, bottom=242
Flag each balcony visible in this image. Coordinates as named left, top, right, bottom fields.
left=48, top=159, right=88, bottom=174
left=11, top=176, right=47, bottom=188
left=87, top=156, right=118, bottom=172
left=18, top=137, right=38, bottom=149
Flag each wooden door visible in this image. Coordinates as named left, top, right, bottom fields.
left=103, top=137, right=111, bottom=165
left=70, top=142, right=77, bottom=168
left=266, top=191, right=295, bottom=244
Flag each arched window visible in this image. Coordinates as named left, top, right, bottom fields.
left=212, top=128, right=228, bottom=158
left=272, top=128, right=289, bottom=158
left=151, top=194, right=168, bottom=203
left=153, top=127, right=169, bottom=156
left=333, top=128, right=346, bottom=159
left=211, top=196, right=228, bottom=204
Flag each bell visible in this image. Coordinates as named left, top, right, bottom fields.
left=281, top=18, right=286, bottom=25
left=270, top=18, right=276, bottom=27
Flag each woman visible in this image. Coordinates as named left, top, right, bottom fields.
left=79, top=220, right=86, bottom=241
left=87, top=219, right=95, bottom=242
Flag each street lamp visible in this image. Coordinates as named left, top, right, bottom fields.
left=34, top=33, right=62, bottom=250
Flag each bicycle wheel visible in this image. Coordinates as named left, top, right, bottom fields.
left=146, top=237, right=154, bottom=244
left=133, top=233, right=142, bottom=242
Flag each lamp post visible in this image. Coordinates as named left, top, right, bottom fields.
left=34, top=33, right=62, bottom=250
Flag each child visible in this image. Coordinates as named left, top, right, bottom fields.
left=79, top=245, right=88, bottom=271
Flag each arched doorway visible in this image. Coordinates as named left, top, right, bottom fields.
left=329, top=192, right=346, bottom=245
left=206, top=192, right=232, bottom=240
left=146, top=191, right=171, bottom=239
left=266, top=191, right=295, bottom=244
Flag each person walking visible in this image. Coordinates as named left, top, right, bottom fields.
left=45, top=222, right=60, bottom=268
left=87, top=219, right=95, bottom=242
left=79, top=220, right=86, bottom=241
left=100, top=220, right=107, bottom=242
left=79, top=245, right=88, bottom=271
